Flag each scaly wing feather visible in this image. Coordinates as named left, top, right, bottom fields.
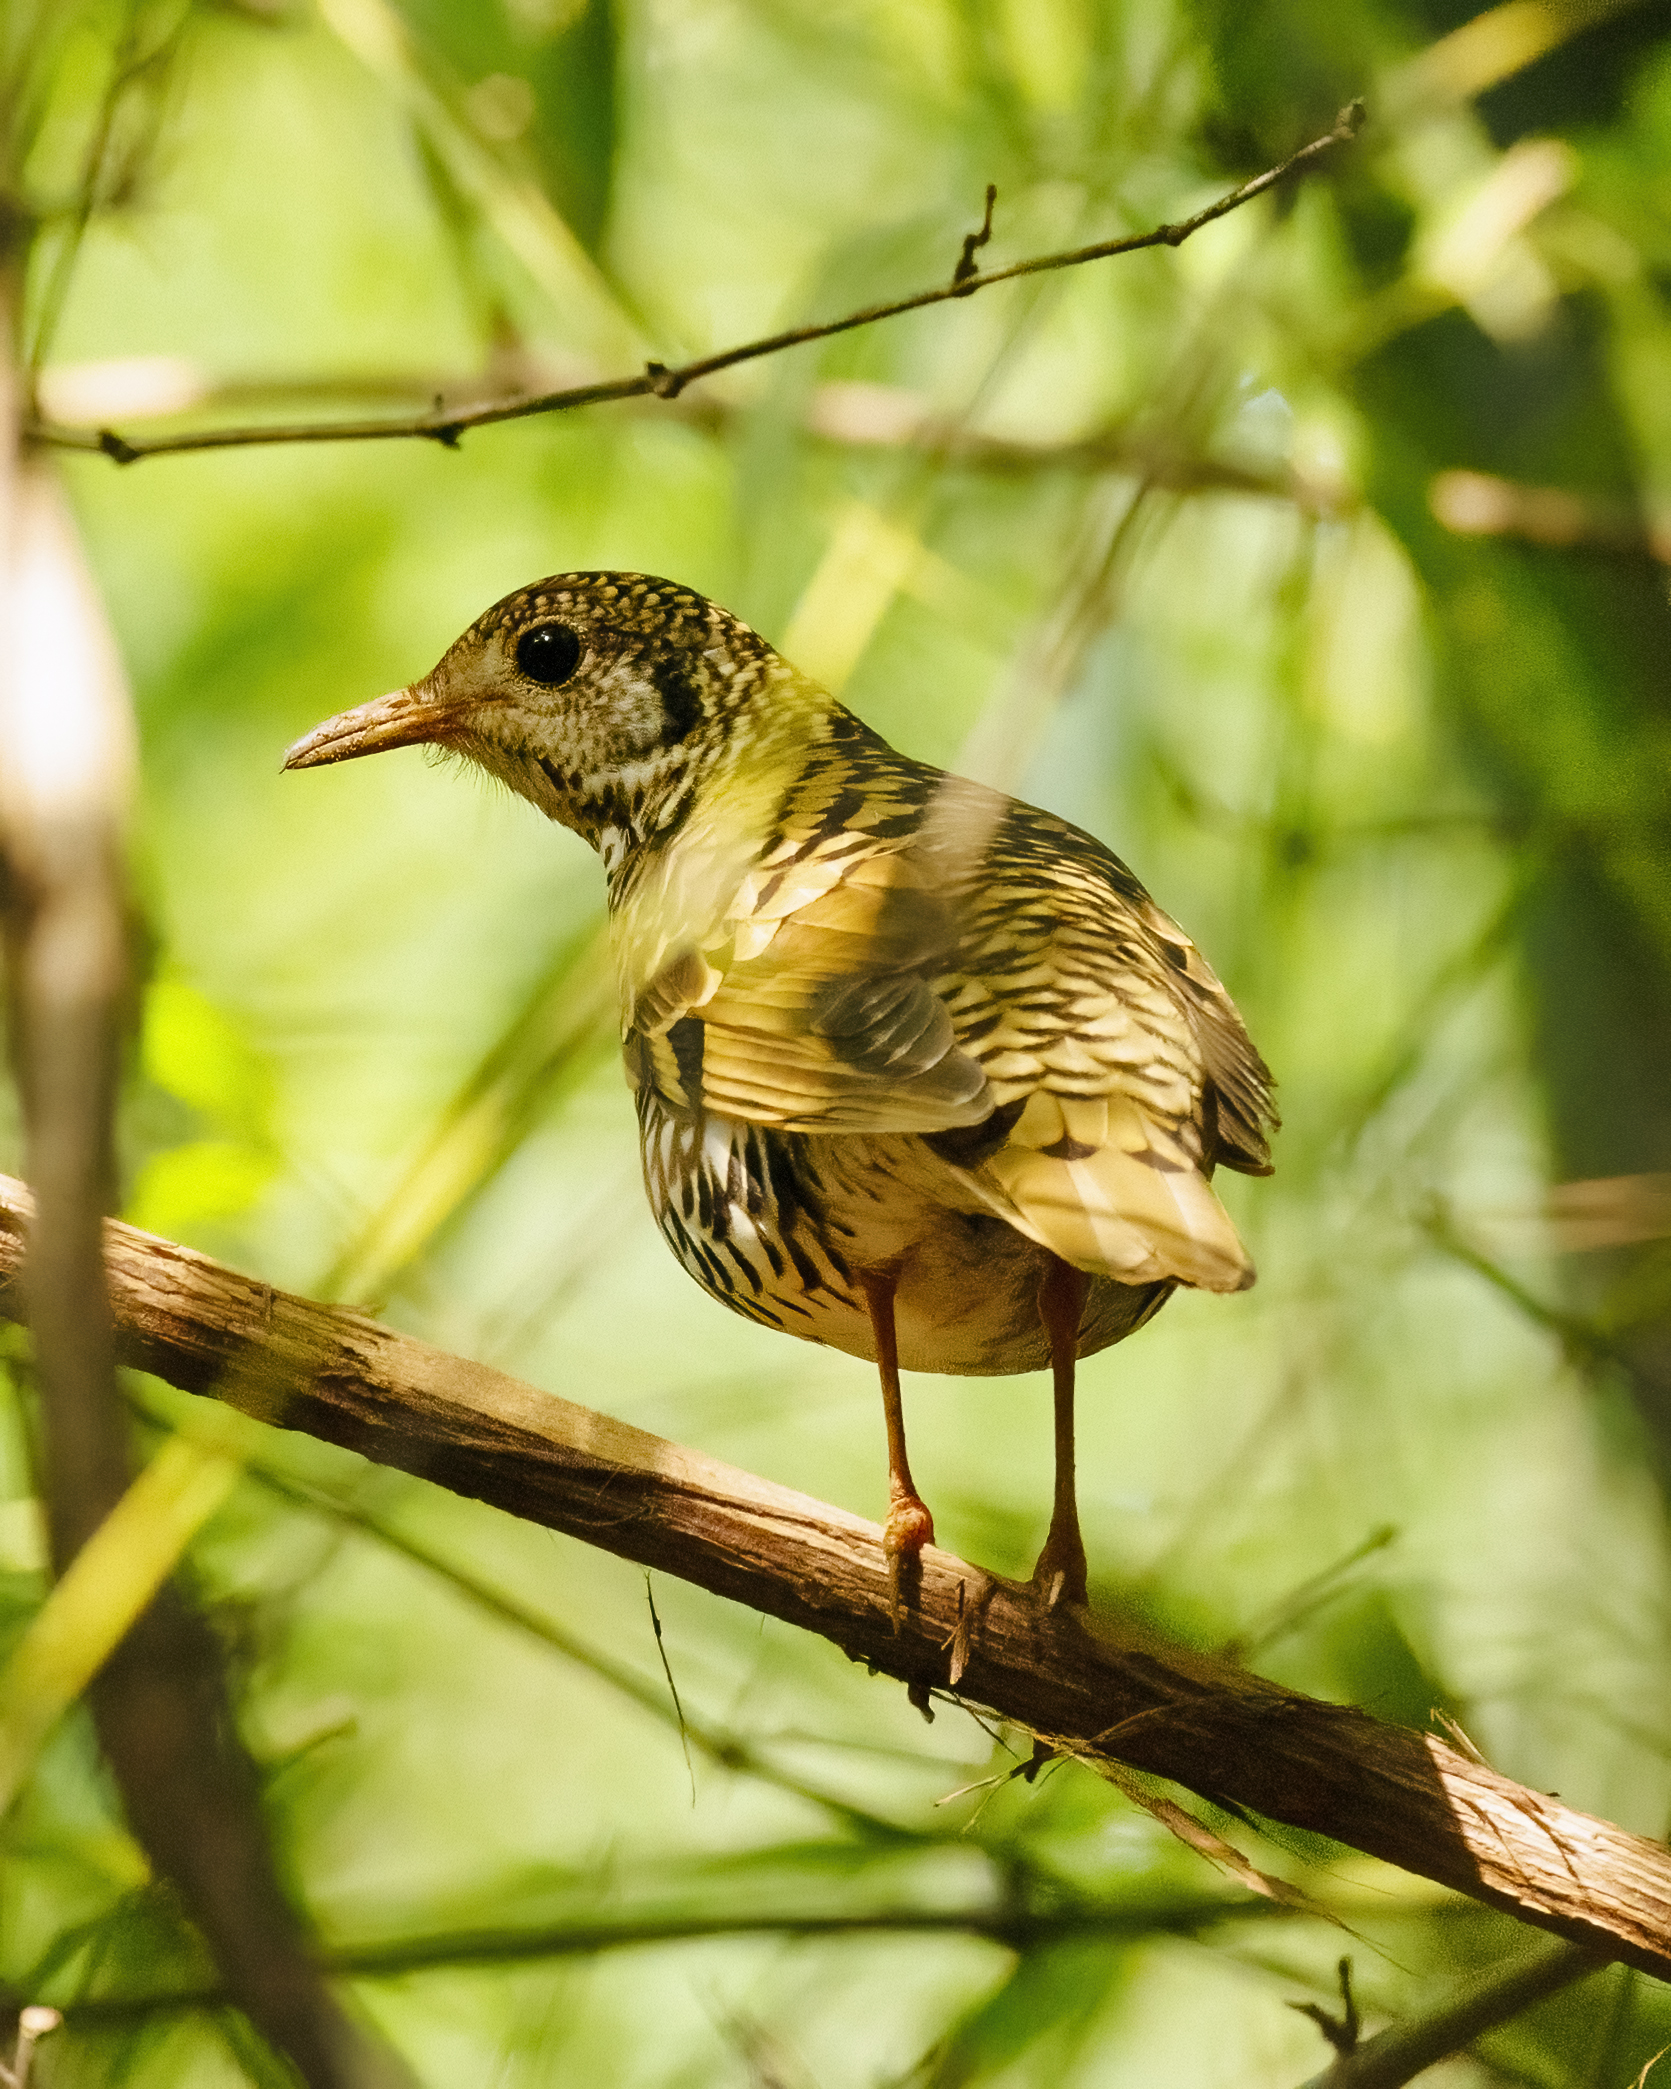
left=621, top=745, right=1275, bottom=1289
left=625, top=824, right=991, bottom=1132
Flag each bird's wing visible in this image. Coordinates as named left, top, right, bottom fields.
left=623, top=768, right=1276, bottom=1292
left=927, top=803, right=1274, bottom=1293
left=625, top=819, right=993, bottom=1133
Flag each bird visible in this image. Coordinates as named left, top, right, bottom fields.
left=285, top=571, right=1275, bottom=1609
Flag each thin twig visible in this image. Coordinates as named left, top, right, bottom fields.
left=645, top=1572, right=696, bottom=1805
left=952, top=185, right=998, bottom=290
left=1292, top=1940, right=1602, bottom=2088
left=22, top=103, right=1366, bottom=464
left=35, top=360, right=1356, bottom=508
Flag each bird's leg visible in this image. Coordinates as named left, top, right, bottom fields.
left=1032, top=1255, right=1091, bottom=1610
left=861, top=1268, right=934, bottom=1611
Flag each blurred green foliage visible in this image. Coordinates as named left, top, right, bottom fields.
left=5, top=0, right=1671, bottom=2080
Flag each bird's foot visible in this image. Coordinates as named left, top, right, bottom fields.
left=884, top=1491, right=935, bottom=1623
left=1029, top=1525, right=1089, bottom=1614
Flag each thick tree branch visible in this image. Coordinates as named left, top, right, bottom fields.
left=22, top=104, right=1364, bottom=465
left=0, top=1179, right=1667, bottom=1983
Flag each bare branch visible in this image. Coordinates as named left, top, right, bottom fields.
left=1292, top=1940, right=1601, bottom=2088
left=22, top=103, right=1366, bottom=465
left=1, top=1175, right=1669, bottom=1981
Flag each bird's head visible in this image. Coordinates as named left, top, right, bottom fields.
left=284, top=571, right=822, bottom=861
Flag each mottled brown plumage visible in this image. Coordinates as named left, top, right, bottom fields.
left=286, top=571, right=1276, bottom=1604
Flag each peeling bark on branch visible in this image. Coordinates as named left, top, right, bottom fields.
left=0, top=1174, right=1667, bottom=1983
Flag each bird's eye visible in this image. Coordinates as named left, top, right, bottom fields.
left=516, top=622, right=583, bottom=686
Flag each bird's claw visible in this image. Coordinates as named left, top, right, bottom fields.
left=884, top=1494, right=935, bottom=1626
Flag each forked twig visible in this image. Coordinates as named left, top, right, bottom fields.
left=1292, top=1942, right=1602, bottom=2089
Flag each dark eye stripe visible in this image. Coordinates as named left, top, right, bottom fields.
left=652, top=657, right=703, bottom=742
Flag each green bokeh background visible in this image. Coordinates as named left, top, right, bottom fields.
left=5, top=0, right=1671, bottom=2079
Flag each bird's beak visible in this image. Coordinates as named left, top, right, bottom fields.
left=283, top=683, right=479, bottom=771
